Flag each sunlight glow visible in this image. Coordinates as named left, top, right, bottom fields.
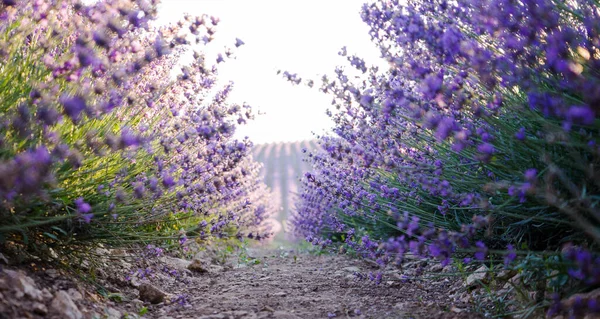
left=157, top=0, right=387, bottom=144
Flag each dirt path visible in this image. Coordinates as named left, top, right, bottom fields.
left=0, top=246, right=484, bottom=319
left=143, top=248, right=480, bottom=319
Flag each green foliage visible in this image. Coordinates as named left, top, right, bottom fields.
left=0, top=1, right=273, bottom=267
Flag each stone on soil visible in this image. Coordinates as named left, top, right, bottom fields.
left=138, top=283, right=166, bottom=304
left=45, top=268, right=59, bottom=279
left=50, top=290, right=83, bottom=319
left=4, top=269, right=43, bottom=301
left=67, top=288, right=83, bottom=301
left=429, top=263, right=444, bottom=272
left=161, top=256, right=192, bottom=272
left=188, top=258, right=212, bottom=273
left=451, top=305, right=465, bottom=313
left=131, top=298, right=144, bottom=308
left=41, top=288, right=53, bottom=299
left=104, top=307, right=122, bottom=319
left=459, top=291, right=472, bottom=303
left=210, top=264, right=225, bottom=273
left=496, top=269, right=517, bottom=281
left=32, top=302, right=48, bottom=315
left=466, top=265, right=489, bottom=286
left=342, top=266, right=360, bottom=272
left=129, top=275, right=142, bottom=288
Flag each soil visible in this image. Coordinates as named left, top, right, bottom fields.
left=154, top=249, right=481, bottom=319
left=0, top=244, right=486, bottom=319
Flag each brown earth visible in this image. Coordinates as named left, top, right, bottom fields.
left=151, top=249, right=482, bottom=319
left=0, top=245, right=488, bottom=319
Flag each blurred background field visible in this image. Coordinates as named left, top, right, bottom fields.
left=251, top=140, right=319, bottom=244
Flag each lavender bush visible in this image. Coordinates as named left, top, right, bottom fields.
left=0, top=0, right=273, bottom=257
left=291, top=0, right=599, bottom=315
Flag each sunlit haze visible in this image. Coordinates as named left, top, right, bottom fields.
left=157, top=0, right=386, bottom=144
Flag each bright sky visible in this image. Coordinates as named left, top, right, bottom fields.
left=157, top=0, right=387, bottom=144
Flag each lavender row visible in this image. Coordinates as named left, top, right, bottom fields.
left=290, top=0, right=599, bottom=316
left=0, top=0, right=274, bottom=258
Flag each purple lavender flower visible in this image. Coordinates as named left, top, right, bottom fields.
left=92, top=30, right=109, bottom=49
left=162, top=174, right=176, bottom=188
left=435, top=117, right=456, bottom=141
left=172, top=294, right=189, bottom=306
left=566, top=105, right=595, bottom=125
left=546, top=293, right=562, bottom=317
left=75, top=45, right=96, bottom=68
left=133, top=182, right=145, bottom=199
left=524, top=169, right=537, bottom=182
left=428, top=243, right=442, bottom=257
left=74, top=197, right=93, bottom=223
left=120, top=128, right=141, bottom=148
left=420, top=72, right=443, bottom=99
left=359, top=94, right=374, bottom=107
left=59, top=95, right=87, bottom=123
left=179, top=235, right=187, bottom=246
left=474, top=241, right=487, bottom=261
left=504, top=244, right=516, bottom=267
left=37, top=105, right=60, bottom=126
left=476, top=143, right=495, bottom=162
left=75, top=197, right=91, bottom=213
left=149, top=177, right=159, bottom=192
left=441, top=27, right=463, bottom=57
left=406, top=216, right=420, bottom=236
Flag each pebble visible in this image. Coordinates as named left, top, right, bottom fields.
left=188, top=259, right=208, bottom=273
left=68, top=288, right=83, bottom=301
left=50, top=290, right=83, bottom=319
left=138, top=283, right=166, bottom=304
left=46, top=268, right=59, bottom=279
left=104, top=307, right=122, bottom=319
left=32, top=302, right=48, bottom=315
left=160, top=256, right=192, bottom=272
left=41, top=288, right=53, bottom=299
left=429, top=263, right=444, bottom=272
left=4, top=269, right=43, bottom=301
left=465, top=265, right=489, bottom=287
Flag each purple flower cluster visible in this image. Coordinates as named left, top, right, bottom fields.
left=171, top=294, right=189, bottom=307
left=288, top=0, right=600, bottom=312
left=0, top=0, right=274, bottom=251
left=564, top=245, right=600, bottom=285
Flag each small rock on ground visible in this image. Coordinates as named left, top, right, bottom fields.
left=188, top=259, right=208, bottom=273
left=4, top=269, right=43, bottom=301
left=466, top=265, right=489, bottom=287
left=50, top=290, right=83, bottom=319
left=138, top=283, right=166, bottom=304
